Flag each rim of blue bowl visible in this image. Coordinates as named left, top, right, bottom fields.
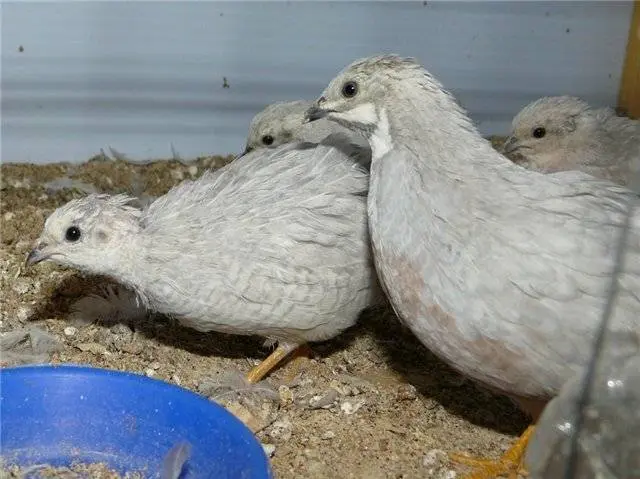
left=0, top=363, right=274, bottom=479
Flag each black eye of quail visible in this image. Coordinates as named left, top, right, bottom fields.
left=532, top=127, right=546, bottom=139
left=65, top=226, right=81, bottom=242
left=342, top=81, right=358, bottom=98
left=262, top=135, right=274, bottom=146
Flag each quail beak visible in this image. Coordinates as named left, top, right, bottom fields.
left=305, top=106, right=327, bottom=123
left=25, top=242, right=50, bottom=267
left=501, top=136, right=519, bottom=155
left=305, top=97, right=334, bottom=123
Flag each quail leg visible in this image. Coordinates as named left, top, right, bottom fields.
left=245, top=341, right=309, bottom=384
left=449, top=425, right=535, bottom=479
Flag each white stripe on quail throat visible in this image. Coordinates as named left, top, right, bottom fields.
left=330, top=102, right=393, bottom=159
left=370, top=107, right=393, bottom=159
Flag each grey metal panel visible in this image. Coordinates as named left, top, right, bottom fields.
left=1, top=1, right=634, bottom=164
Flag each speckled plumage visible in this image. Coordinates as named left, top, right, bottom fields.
left=503, top=96, right=640, bottom=187
left=29, top=140, right=380, bottom=346
left=307, top=54, right=640, bottom=405
left=244, top=100, right=372, bottom=168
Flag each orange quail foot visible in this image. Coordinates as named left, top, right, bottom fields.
left=451, top=425, right=535, bottom=479
left=245, top=343, right=314, bottom=384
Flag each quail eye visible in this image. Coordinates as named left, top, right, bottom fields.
left=532, top=127, right=546, bottom=139
left=261, top=135, right=274, bottom=146
left=65, top=226, right=81, bottom=242
left=341, top=81, right=358, bottom=98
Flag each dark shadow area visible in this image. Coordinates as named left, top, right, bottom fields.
left=316, top=304, right=530, bottom=437
left=27, top=272, right=358, bottom=364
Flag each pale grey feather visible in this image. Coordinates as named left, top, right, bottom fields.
left=244, top=100, right=372, bottom=168
left=503, top=96, right=640, bottom=187
left=307, top=54, right=640, bottom=403
left=30, top=141, right=381, bottom=346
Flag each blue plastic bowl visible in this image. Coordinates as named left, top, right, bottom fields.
left=0, top=364, right=273, bottom=478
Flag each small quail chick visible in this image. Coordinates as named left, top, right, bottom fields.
left=27, top=141, right=380, bottom=384
left=243, top=100, right=371, bottom=168
left=502, top=96, right=640, bottom=186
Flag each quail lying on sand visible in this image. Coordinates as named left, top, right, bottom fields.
left=502, top=96, right=640, bottom=186
left=28, top=140, right=381, bottom=384
left=306, top=54, right=640, bottom=478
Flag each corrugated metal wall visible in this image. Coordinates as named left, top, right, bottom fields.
left=1, top=1, right=635, bottom=164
